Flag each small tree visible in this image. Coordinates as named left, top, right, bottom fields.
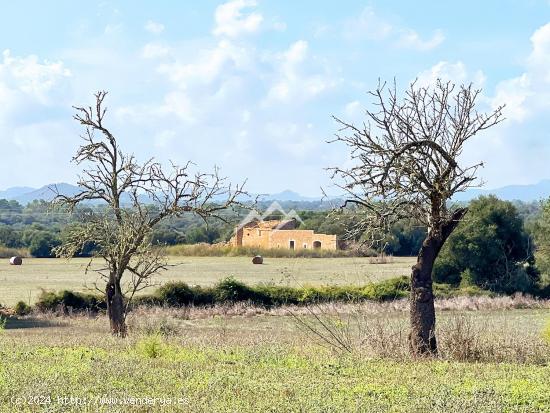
left=330, top=80, right=503, bottom=355
left=55, top=91, right=246, bottom=336
left=434, top=196, right=537, bottom=292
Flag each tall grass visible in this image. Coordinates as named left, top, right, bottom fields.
left=0, top=246, right=29, bottom=258
left=291, top=304, right=550, bottom=363
left=166, top=243, right=373, bottom=258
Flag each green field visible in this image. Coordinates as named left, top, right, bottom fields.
left=0, top=256, right=416, bottom=306
left=0, top=303, right=548, bottom=412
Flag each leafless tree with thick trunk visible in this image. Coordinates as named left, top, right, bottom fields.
left=54, top=91, right=246, bottom=336
left=329, top=80, right=504, bottom=355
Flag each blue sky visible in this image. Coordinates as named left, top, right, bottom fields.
left=0, top=0, right=549, bottom=196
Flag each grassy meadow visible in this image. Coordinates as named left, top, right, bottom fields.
left=1, top=255, right=549, bottom=412
left=0, top=256, right=415, bottom=306
left=0, top=299, right=549, bottom=412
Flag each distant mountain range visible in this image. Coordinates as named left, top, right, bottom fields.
left=0, top=183, right=81, bottom=204
left=2, top=181, right=550, bottom=205
left=452, top=180, right=550, bottom=202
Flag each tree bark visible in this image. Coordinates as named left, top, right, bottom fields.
left=106, top=277, right=126, bottom=337
left=409, top=208, right=467, bottom=356
left=409, top=235, right=441, bottom=355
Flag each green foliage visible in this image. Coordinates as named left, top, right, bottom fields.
left=135, top=334, right=167, bottom=359
left=28, top=232, right=61, bottom=258
left=531, top=198, right=550, bottom=286
left=35, top=290, right=105, bottom=312
left=13, top=301, right=31, bottom=316
left=214, top=277, right=255, bottom=302
left=35, top=276, right=413, bottom=312
left=381, top=221, right=427, bottom=256
left=434, top=196, right=538, bottom=293
left=155, top=282, right=198, bottom=306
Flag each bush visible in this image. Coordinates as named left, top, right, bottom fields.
left=155, top=282, right=196, bottom=306
left=135, top=334, right=167, bottom=359
left=29, top=232, right=61, bottom=258
left=14, top=301, right=31, bottom=316
left=214, top=277, right=256, bottom=302
left=434, top=196, right=538, bottom=293
left=34, top=275, right=511, bottom=314
left=35, top=290, right=105, bottom=312
left=362, top=276, right=410, bottom=300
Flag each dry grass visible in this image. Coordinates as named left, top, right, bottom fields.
left=0, top=246, right=29, bottom=258
left=368, top=253, right=395, bottom=264
left=0, top=256, right=416, bottom=306
left=7, top=296, right=548, bottom=365
left=0, top=301, right=549, bottom=411
left=166, top=243, right=362, bottom=258
left=288, top=300, right=550, bottom=364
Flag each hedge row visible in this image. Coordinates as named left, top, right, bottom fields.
left=34, top=276, right=411, bottom=312
left=28, top=276, right=550, bottom=314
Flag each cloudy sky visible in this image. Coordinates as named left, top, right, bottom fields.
left=0, top=0, right=549, bottom=196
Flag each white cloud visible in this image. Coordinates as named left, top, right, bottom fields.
left=396, top=29, right=445, bottom=51
left=491, top=22, right=550, bottom=123
left=145, top=20, right=165, bottom=34
left=213, top=0, right=263, bottom=38
left=345, top=7, right=444, bottom=51
left=0, top=50, right=71, bottom=106
left=491, top=74, right=532, bottom=122
left=157, top=39, right=252, bottom=89
left=343, top=100, right=362, bottom=118
left=528, top=22, right=550, bottom=80
left=265, top=40, right=338, bottom=104
left=153, top=129, right=176, bottom=148
left=345, top=7, right=393, bottom=40
left=416, top=61, right=485, bottom=88
left=141, top=43, right=170, bottom=59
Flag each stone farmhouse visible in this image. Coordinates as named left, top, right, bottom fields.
left=232, top=219, right=337, bottom=250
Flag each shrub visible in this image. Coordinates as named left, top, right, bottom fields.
left=433, top=256, right=461, bottom=285
left=362, top=276, right=410, bottom=300
left=254, top=285, right=301, bottom=306
left=214, top=277, right=256, bottom=302
left=155, top=282, right=196, bottom=306
left=14, top=301, right=31, bottom=316
left=35, top=290, right=105, bottom=312
left=29, top=232, right=61, bottom=258
left=136, top=334, right=166, bottom=359
left=435, top=196, right=538, bottom=293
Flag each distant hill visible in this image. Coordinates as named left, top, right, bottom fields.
left=2, top=181, right=550, bottom=205
left=0, top=186, right=36, bottom=200
left=453, top=180, right=550, bottom=202
left=259, top=190, right=322, bottom=202
left=11, top=183, right=82, bottom=204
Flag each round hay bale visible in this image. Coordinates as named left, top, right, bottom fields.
left=9, top=256, right=23, bottom=265
left=252, top=255, right=263, bottom=265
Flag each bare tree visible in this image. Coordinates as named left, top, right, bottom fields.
left=329, top=80, right=504, bottom=355
left=54, top=91, right=246, bottom=336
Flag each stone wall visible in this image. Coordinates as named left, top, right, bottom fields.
left=270, top=230, right=337, bottom=250
left=232, top=220, right=337, bottom=250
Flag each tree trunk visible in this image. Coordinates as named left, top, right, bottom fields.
left=409, top=208, right=468, bottom=356
left=106, top=277, right=126, bottom=337
left=409, top=235, right=441, bottom=355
